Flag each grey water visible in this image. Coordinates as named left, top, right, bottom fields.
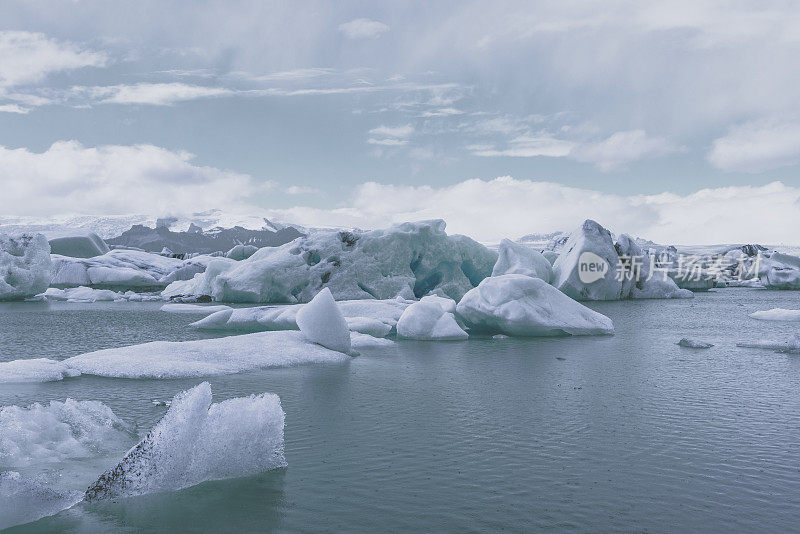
left=2, top=289, right=800, bottom=532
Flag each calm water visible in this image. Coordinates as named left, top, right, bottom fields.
left=2, top=289, right=800, bottom=532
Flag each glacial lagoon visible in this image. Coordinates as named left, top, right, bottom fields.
left=3, top=288, right=800, bottom=532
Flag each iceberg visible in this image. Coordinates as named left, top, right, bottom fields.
left=46, top=230, right=109, bottom=258
left=552, top=220, right=623, bottom=301
left=677, top=338, right=714, bottom=348
left=455, top=274, right=614, bottom=336
left=749, top=308, right=800, bottom=321
left=50, top=249, right=183, bottom=290
left=0, top=233, right=51, bottom=300
left=226, top=244, right=258, bottom=261
left=492, top=239, right=553, bottom=283
left=85, top=382, right=285, bottom=501
left=41, top=286, right=162, bottom=302
left=761, top=252, right=800, bottom=289
left=0, top=358, right=81, bottom=383
left=295, top=288, right=351, bottom=353
left=160, top=303, right=232, bottom=314
left=396, top=296, right=468, bottom=340
left=345, top=317, right=393, bottom=338
left=0, top=472, right=82, bottom=531
left=62, top=330, right=348, bottom=379
left=162, top=220, right=496, bottom=303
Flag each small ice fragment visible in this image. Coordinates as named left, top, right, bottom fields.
left=677, top=338, right=714, bottom=349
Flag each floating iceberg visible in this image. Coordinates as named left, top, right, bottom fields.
left=749, top=308, right=800, bottom=321
left=296, top=288, right=351, bottom=353
left=51, top=249, right=183, bottom=290
left=85, top=382, right=285, bottom=501
left=397, top=296, right=468, bottom=340
left=42, top=286, right=162, bottom=303
left=345, top=316, right=393, bottom=338
left=226, top=244, right=258, bottom=261
left=0, top=398, right=130, bottom=467
left=62, top=330, right=348, bottom=379
left=0, top=358, right=81, bottom=383
left=162, top=220, right=496, bottom=303
left=677, top=338, right=714, bottom=349
left=552, top=220, right=623, bottom=301
left=46, top=230, right=109, bottom=258
left=0, top=233, right=51, bottom=300
left=456, top=274, right=614, bottom=336
left=160, top=303, right=232, bottom=314
left=492, top=239, right=552, bottom=283
left=0, top=472, right=82, bottom=531
left=736, top=335, right=800, bottom=352
left=761, top=252, right=800, bottom=289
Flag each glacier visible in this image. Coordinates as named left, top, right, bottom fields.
left=0, top=233, right=51, bottom=300
left=456, top=274, right=614, bottom=336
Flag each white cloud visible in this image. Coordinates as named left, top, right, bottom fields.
left=248, top=68, right=336, bottom=81
left=368, top=124, right=414, bottom=146
left=285, top=185, right=321, bottom=195
left=471, top=134, right=576, bottom=157
left=570, top=130, right=679, bottom=171
left=0, top=31, right=106, bottom=88
left=708, top=120, right=800, bottom=172
left=338, top=19, right=390, bottom=39
left=0, top=104, right=29, bottom=114
left=75, top=83, right=233, bottom=106
left=420, top=107, right=464, bottom=117
left=0, top=141, right=265, bottom=216
left=264, top=178, right=800, bottom=245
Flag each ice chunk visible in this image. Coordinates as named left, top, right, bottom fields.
left=296, top=288, right=351, bottom=353
left=51, top=249, right=183, bottom=290
left=552, top=220, right=623, bottom=300
left=0, top=233, right=51, bottom=300
left=0, top=472, right=82, bottom=530
left=456, top=274, right=614, bottom=336
left=350, top=332, right=395, bottom=349
left=43, top=286, right=121, bottom=302
left=46, top=230, right=109, bottom=258
left=162, top=220, right=496, bottom=303
left=632, top=276, right=693, bottom=299
left=0, top=398, right=130, bottom=467
left=226, top=244, right=258, bottom=261
left=161, top=258, right=236, bottom=298
left=160, top=303, right=232, bottom=314
left=84, top=382, right=285, bottom=500
left=677, top=338, right=714, bottom=348
left=0, top=358, right=80, bottom=383
left=492, top=238, right=553, bottom=282
left=63, top=330, right=348, bottom=379
left=397, top=296, right=468, bottom=340
left=737, top=335, right=800, bottom=352
left=749, top=308, right=800, bottom=321
left=761, top=252, right=800, bottom=289
left=345, top=317, right=393, bottom=338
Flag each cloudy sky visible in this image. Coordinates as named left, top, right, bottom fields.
left=2, top=0, right=800, bottom=243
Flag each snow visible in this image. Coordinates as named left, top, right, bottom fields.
left=84, top=382, right=285, bottom=501
left=226, top=244, right=258, bottom=261
left=0, top=358, right=81, bottom=383
left=397, top=296, right=468, bottom=340
left=492, top=238, right=553, bottom=282
left=0, top=472, right=82, bottom=531
left=45, top=230, right=109, bottom=258
left=677, top=338, right=714, bottom=348
left=61, top=330, right=348, bottom=379
left=160, top=303, right=232, bottom=314
left=189, top=298, right=409, bottom=334
left=0, top=398, right=130, bottom=467
left=456, top=274, right=614, bottom=336
left=51, top=249, right=183, bottom=290
left=295, top=288, right=352, bottom=353
left=0, top=233, right=51, bottom=300
left=749, top=308, right=800, bottom=321
left=162, top=220, right=496, bottom=303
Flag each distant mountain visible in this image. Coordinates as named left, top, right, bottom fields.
left=106, top=224, right=304, bottom=254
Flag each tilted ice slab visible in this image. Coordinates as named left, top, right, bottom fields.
left=296, top=288, right=351, bottom=353
left=62, top=330, right=349, bottom=379
left=397, top=295, right=468, bottom=340
left=162, top=220, right=496, bottom=303
left=0, top=358, right=81, bottom=383
left=46, top=230, right=109, bottom=258
left=492, top=238, right=552, bottom=283
left=51, top=249, right=184, bottom=290
left=749, top=308, right=800, bottom=321
left=190, top=297, right=410, bottom=335
left=0, top=233, right=51, bottom=301
left=456, top=274, right=614, bottom=337
left=85, top=382, right=286, bottom=501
